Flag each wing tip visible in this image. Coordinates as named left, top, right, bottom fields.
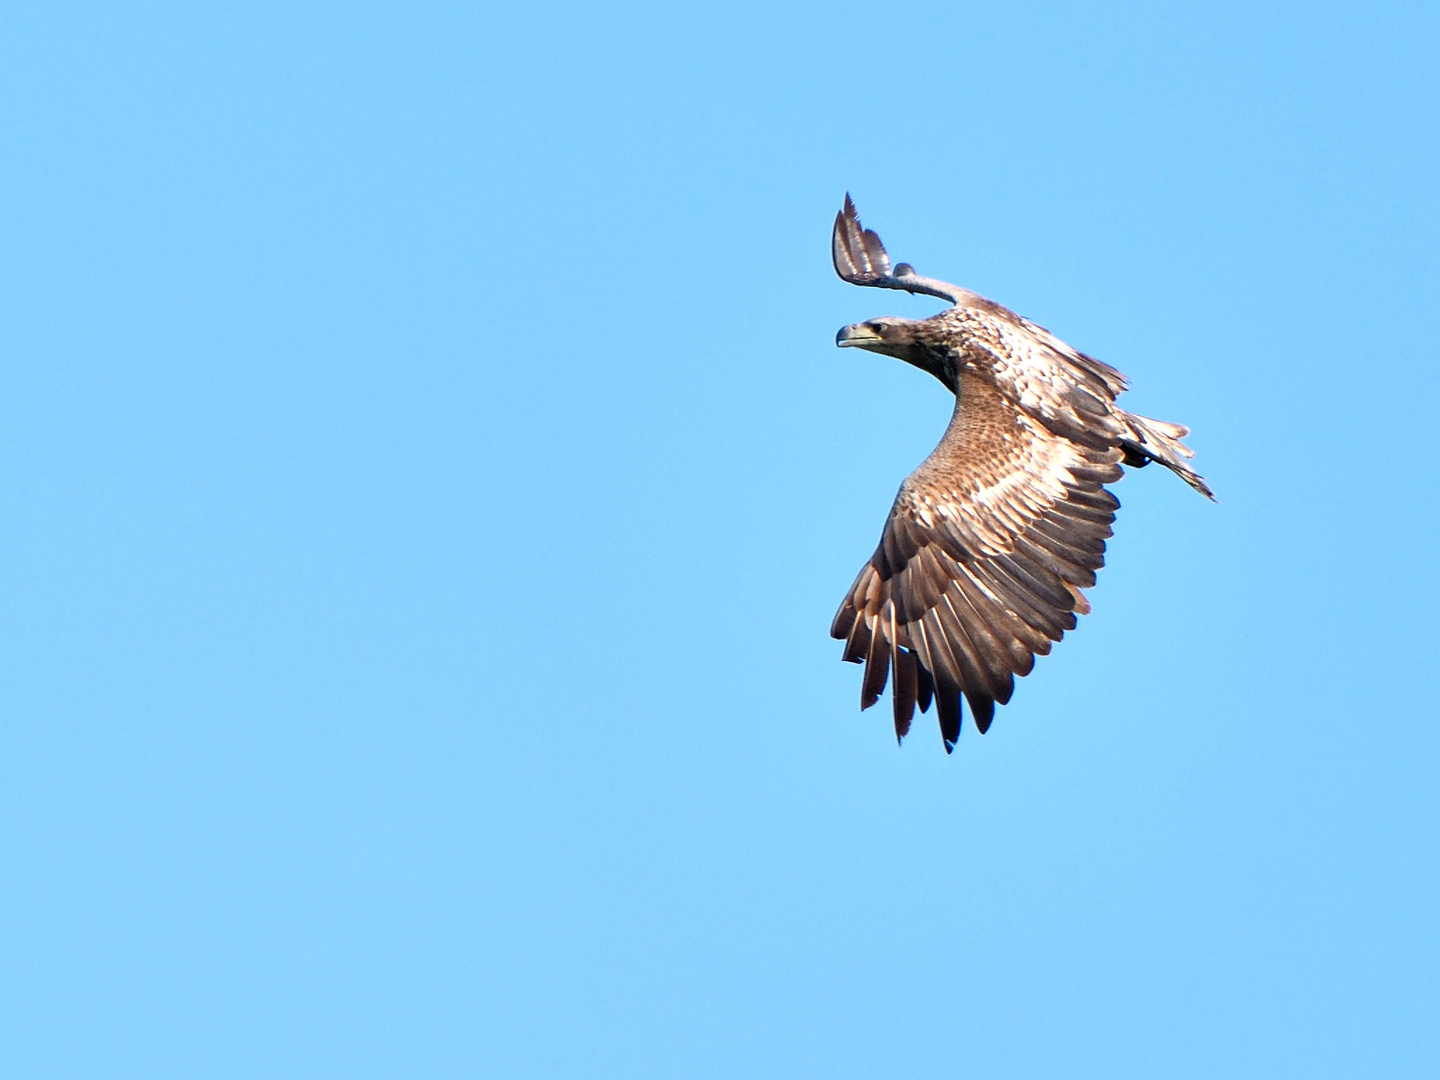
left=966, top=691, right=996, bottom=735
left=832, top=193, right=890, bottom=284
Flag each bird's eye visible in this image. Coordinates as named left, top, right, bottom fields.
left=868, top=321, right=887, bottom=335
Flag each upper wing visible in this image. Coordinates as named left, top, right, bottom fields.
left=832, top=194, right=975, bottom=307
left=830, top=371, right=1124, bottom=750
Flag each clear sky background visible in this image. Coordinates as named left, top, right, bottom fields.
left=1, top=2, right=1436, bottom=1076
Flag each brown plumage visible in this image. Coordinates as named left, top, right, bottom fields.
left=830, top=195, right=1212, bottom=752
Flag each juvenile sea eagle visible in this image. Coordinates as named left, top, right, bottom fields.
left=830, top=195, right=1211, bottom=752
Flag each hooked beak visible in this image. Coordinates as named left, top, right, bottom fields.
left=836, top=323, right=883, bottom=349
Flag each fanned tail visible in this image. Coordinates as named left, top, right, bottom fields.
left=1120, top=412, right=1214, bottom=500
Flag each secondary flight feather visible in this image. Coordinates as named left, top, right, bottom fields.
left=830, top=195, right=1211, bottom=752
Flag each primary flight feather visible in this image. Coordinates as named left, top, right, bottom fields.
left=830, top=195, right=1211, bottom=752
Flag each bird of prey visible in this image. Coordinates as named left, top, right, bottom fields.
left=830, top=195, right=1211, bottom=752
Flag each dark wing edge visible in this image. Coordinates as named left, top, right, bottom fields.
left=831, top=388, right=1125, bottom=751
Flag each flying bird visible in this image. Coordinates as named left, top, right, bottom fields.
left=829, top=195, right=1211, bottom=752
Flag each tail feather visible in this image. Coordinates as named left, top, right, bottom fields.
left=1121, top=411, right=1214, bottom=499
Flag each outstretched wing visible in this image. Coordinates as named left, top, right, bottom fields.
left=831, top=371, right=1124, bottom=750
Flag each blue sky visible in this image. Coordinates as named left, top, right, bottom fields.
left=1, top=1, right=1437, bottom=1076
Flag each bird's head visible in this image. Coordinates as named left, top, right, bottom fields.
left=836, top=317, right=950, bottom=384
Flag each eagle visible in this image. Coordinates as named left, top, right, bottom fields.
left=829, top=195, right=1211, bottom=752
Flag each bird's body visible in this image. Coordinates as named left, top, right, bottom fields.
left=830, top=196, right=1210, bottom=751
